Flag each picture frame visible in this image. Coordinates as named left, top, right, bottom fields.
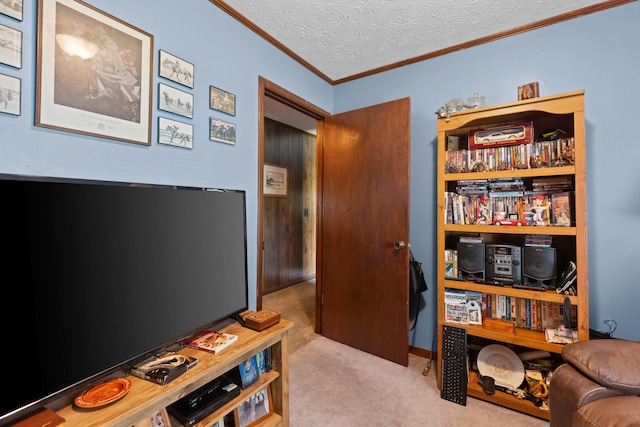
left=263, top=163, right=288, bottom=197
left=518, top=81, right=539, bottom=100
left=238, top=355, right=260, bottom=389
left=0, top=72, right=20, bottom=116
left=133, top=408, right=172, bottom=427
left=158, top=50, right=193, bottom=89
left=0, top=0, right=23, bottom=21
left=209, top=117, right=236, bottom=145
left=35, top=0, right=153, bottom=145
left=158, top=82, right=193, bottom=119
left=209, top=85, right=235, bottom=116
left=158, top=116, right=193, bottom=149
left=236, top=387, right=273, bottom=427
left=0, top=23, right=22, bottom=68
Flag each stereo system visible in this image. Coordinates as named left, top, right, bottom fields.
left=456, top=243, right=556, bottom=289
left=485, top=244, right=521, bottom=286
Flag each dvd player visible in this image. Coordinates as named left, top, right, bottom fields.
left=168, top=376, right=241, bottom=425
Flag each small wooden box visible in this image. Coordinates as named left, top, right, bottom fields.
left=241, top=309, right=281, bottom=331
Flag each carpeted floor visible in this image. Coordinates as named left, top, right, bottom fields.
left=263, top=280, right=550, bottom=427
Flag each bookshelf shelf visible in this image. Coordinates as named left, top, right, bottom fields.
left=55, top=320, right=293, bottom=427
left=436, top=90, right=588, bottom=420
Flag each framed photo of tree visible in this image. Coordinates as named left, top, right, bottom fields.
left=35, top=0, right=154, bottom=145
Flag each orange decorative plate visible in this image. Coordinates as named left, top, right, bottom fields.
left=74, top=378, right=132, bottom=408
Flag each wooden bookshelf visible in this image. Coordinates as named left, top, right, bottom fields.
left=436, top=90, right=588, bottom=420
left=55, top=320, right=293, bottom=427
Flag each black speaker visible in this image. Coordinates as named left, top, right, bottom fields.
left=456, top=242, right=485, bottom=282
left=523, top=246, right=556, bottom=289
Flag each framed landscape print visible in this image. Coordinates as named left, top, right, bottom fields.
left=35, top=0, right=154, bottom=145
left=0, top=23, right=22, bottom=68
left=0, top=73, right=20, bottom=116
left=263, top=163, right=288, bottom=197
left=159, top=50, right=193, bottom=89
left=158, top=82, right=193, bottom=119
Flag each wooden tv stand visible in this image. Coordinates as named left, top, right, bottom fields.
left=55, top=319, right=293, bottom=427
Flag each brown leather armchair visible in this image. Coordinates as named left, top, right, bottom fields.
left=549, top=339, right=640, bottom=426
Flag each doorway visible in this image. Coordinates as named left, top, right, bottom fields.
left=257, top=79, right=412, bottom=367
left=257, top=77, right=328, bottom=333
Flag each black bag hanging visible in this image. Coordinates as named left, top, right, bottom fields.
left=409, top=249, right=428, bottom=330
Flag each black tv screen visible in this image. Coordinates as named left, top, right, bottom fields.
left=0, top=174, right=249, bottom=425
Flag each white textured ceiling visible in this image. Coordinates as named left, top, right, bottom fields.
left=221, top=0, right=617, bottom=83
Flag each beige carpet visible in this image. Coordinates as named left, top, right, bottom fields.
left=264, top=281, right=550, bottom=426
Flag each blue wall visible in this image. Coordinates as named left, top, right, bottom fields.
left=0, top=0, right=332, bottom=314
left=2, top=1, right=638, bottom=351
left=334, top=1, right=640, bottom=345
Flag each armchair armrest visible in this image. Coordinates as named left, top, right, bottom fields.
left=561, top=339, right=640, bottom=395
left=549, top=364, right=625, bottom=427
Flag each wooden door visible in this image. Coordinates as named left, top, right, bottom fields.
left=321, top=97, right=411, bottom=366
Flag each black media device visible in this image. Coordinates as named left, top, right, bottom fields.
left=456, top=242, right=485, bottom=283
left=168, top=376, right=241, bottom=425
left=0, top=174, right=249, bottom=426
left=485, top=244, right=522, bottom=286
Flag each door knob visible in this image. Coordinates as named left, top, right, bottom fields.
left=394, top=241, right=406, bottom=250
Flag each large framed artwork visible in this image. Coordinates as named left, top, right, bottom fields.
left=35, top=0, right=154, bottom=145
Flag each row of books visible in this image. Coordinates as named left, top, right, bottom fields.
left=444, top=190, right=573, bottom=226
left=444, top=289, right=577, bottom=332
left=445, top=137, right=575, bottom=173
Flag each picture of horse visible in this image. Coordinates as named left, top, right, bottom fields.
left=158, top=82, right=193, bottom=119
left=0, top=72, right=20, bottom=116
left=158, top=116, right=193, bottom=149
left=209, top=117, right=236, bottom=145
left=159, top=50, right=194, bottom=89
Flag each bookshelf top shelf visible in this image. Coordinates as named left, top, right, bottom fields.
left=437, top=90, right=585, bottom=132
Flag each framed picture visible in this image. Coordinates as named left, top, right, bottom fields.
left=0, top=0, right=22, bottom=21
left=159, top=50, right=193, bottom=89
left=209, top=117, right=236, bottom=145
left=263, top=163, right=288, bottom=197
left=518, top=81, right=539, bottom=100
left=238, top=356, right=260, bottom=389
left=158, top=116, right=193, bottom=149
left=133, top=408, right=172, bottom=427
left=236, top=387, right=273, bottom=427
left=35, top=0, right=154, bottom=145
left=0, top=73, right=20, bottom=116
left=209, top=85, right=235, bottom=116
left=158, top=82, right=193, bottom=119
left=0, top=23, right=22, bottom=68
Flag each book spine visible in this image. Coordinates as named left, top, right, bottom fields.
left=130, top=368, right=167, bottom=386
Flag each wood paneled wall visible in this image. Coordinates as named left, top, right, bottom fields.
left=263, top=118, right=316, bottom=293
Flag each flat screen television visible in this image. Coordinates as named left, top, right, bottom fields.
left=0, top=173, right=249, bottom=425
